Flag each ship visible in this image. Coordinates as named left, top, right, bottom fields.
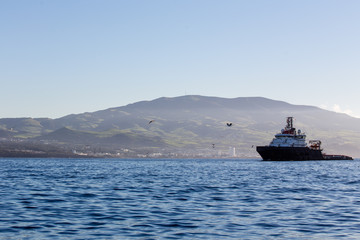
left=256, top=117, right=353, bottom=161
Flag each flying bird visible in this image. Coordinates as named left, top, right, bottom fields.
left=226, top=123, right=233, bottom=127
left=148, top=120, right=155, bottom=124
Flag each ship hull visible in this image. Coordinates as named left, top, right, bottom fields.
left=256, top=146, right=324, bottom=161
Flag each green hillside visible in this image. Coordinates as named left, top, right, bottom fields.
left=1, top=96, right=360, bottom=158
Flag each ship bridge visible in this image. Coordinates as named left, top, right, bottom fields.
left=269, top=117, right=307, bottom=147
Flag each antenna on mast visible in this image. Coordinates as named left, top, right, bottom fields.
left=286, top=117, right=294, bottom=129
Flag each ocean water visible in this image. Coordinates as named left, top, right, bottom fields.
left=1, top=158, right=360, bottom=239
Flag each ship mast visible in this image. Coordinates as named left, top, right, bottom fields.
left=287, top=117, right=293, bottom=130
left=283, top=117, right=295, bottom=134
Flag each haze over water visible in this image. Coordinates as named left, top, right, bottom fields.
left=1, top=158, right=360, bottom=239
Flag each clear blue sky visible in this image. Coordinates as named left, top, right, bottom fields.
left=1, top=0, right=360, bottom=118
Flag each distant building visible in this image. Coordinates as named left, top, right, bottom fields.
left=229, top=147, right=236, bottom=157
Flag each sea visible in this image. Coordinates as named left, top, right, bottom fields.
left=1, top=158, right=360, bottom=240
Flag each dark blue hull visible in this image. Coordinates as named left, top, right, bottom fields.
left=256, top=146, right=324, bottom=161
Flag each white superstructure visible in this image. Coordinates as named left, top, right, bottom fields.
left=269, top=117, right=307, bottom=147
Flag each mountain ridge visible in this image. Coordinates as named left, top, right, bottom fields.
left=0, top=95, right=359, bottom=158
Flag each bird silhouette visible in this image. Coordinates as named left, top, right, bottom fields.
left=226, top=123, right=233, bottom=127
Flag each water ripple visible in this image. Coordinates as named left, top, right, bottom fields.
left=1, top=158, right=360, bottom=239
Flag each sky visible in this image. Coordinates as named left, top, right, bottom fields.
left=1, top=0, right=360, bottom=118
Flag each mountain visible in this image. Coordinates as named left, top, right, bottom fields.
left=1, top=95, right=360, bottom=157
